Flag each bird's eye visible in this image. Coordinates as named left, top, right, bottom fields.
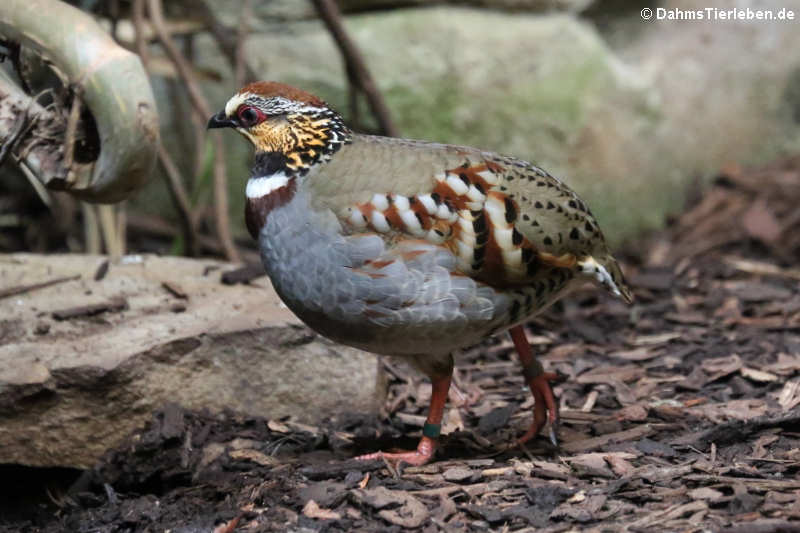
left=236, top=106, right=264, bottom=127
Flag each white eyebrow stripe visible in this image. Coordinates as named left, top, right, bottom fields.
left=225, top=92, right=255, bottom=117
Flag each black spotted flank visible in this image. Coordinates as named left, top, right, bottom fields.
left=546, top=201, right=555, bottom=210
left=534, top=201, right=543, bottom=209
left=512, top=228, right=523, bottom=245
left=570, top=227, right=580, bottom=240
left=585, top=221, right=594, bottom=233
left=504, top=198, right=517, bottom=223
left=568, top=200, right=577, bottom=209
left=522, top=213, right=530, bottom=221
left=472, top=212, right=487, bottom=234
left=543, top=236, right=553, bottom=246
left=526, top=256, right=539, bottom=276
left=521, top=247, right=533, bottom=263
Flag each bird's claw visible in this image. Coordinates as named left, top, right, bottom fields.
left=354, top=435, right=437, bottom=467
left=355, top=449, right=433, bottom=467
left=548, top=424, right=559, bottom=447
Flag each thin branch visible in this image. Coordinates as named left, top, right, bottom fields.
left=82, top=203, right=101, bottom=254
left=194, top=0, right=258, bottom=84
left=311, top=0, right=398, bottom=137
left=131, top=0, right=150, bottom=65
left=132, top=0, right=199, bottom=257
left=157, top=144, right=200, bottom=256
left=147, top=0, right=239, bottom=262
left=235, top=0, right=253, bottom=88
left=98, top=204, right=122, bottom=259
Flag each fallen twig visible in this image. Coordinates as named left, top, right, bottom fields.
left=221, top=263, right=266, bottom=285
left=0, top=275, right=81, bottom=300
left=52, top=296, right=128, bottom=320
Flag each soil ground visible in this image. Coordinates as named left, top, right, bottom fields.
left=2, top=158, right=800, bottom=532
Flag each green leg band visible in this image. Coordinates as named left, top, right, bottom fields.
left=422, top=422, right=441, bottom=438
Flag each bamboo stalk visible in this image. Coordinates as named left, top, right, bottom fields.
left=0, top=0, right=159, bottom=203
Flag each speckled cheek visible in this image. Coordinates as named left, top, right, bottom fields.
left=249, top=122, right=288, bottom=152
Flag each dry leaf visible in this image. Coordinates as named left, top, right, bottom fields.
left=228, top=449, right=277, bottom=466
left=689, top=399, right=767, bottom=423
left=547, top=343, right=585, bottom=360
left=442, top=408, right=464, bottom=434
left=531, top=460, right=571, bottom=478
left=605, top=454, right=635, bottom=477
left=742, top=198, right=782, bottom=244
left=580, top=389, right=599, bottom=412
left=302, top=500, right=341, bottom=521
left=613, top=380, right=637, bottom=406
left=353, top=487, right=429, bottom=528
left=701, top=354, right=743, bottom=381
left=212, top=517, right=240, bottom=533
left=740, top=366, right=779, bottom=383
left=576, top=364, right=644, bottom=385
left=778, top=379, right=800, bottom=411
left=609, top=347, right=660, bottom=361
left=752, top=434, right=780, bottom=459
left=617, top=404, right=649, bottom=422
left=630, top=332, right=682, bottom=346
left=268, top=420, right=290, bottom=433
left=567, top=490, right=586, bottom=503
left=442, top=467, right=473, bottom=482
left=567, top=454, right=615, bottom=478
left=765, top=353, right=800, bottom=376
left=688, top=487, right=723, bottom=501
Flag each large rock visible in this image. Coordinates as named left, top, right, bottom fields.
left=0, top=254, right=381, bottom=468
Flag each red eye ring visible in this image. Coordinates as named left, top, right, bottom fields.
left=237, top=105, right=266, bottom=127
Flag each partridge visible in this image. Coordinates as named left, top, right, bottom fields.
left=209, top=82, right=633, bottom=466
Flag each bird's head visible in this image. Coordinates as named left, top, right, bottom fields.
left=208, top=81, right=350, bottom=174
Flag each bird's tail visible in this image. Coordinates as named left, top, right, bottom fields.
left=577, top=254, right=634, bottom=304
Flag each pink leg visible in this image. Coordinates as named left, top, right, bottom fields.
left=356, top=373, right=451, bottom=466
left=510, top=325, right=559, bottom=446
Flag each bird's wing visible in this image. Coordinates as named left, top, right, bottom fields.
left=309, top=134, right=631, bottom=301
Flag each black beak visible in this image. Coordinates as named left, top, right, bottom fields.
left=207, top=110, right=237, bottom=129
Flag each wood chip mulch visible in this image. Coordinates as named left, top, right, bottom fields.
left=5, top=156, right=800, bottom=533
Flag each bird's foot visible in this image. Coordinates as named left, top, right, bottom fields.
left=355, top=436, right=437, bottom=466
left=518, top=371, right=560, bottom=447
